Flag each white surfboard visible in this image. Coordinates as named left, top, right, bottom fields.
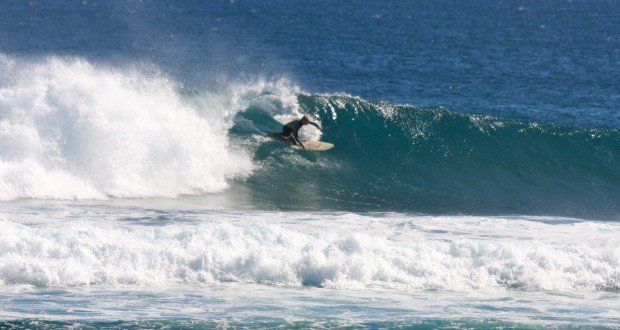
left=266, top=132, right=334, bottom=151
left=297, top=140, right=334, bottom=151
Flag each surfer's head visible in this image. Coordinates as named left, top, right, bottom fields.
left=301, top=115, right=310, bottom=124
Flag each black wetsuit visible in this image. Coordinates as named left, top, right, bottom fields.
left=275, top=118, right=321, bottom=146
left=282, top=119, right=304, bottom=144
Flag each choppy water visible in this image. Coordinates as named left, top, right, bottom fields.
left=0, top=0, right=618, bottom=328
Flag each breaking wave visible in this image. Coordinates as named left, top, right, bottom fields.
left=0, top=55, right=618, bottom=218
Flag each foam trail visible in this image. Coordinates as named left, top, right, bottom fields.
left=0, top=56, right=253, bottom=200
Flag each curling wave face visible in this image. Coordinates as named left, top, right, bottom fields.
left=234, top=93, right=620, bottom=218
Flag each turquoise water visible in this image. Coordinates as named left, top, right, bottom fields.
left=232, top=93, right=619, bottom=218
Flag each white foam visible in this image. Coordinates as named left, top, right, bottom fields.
left=0, top=212, right=617, bottom=291
left=0, top=56, right=254, bottom=200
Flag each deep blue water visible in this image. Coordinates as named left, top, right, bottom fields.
left=2, top=0, right=618, bottom=127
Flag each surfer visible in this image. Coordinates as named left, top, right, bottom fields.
left=281, top=115, right=322, bottom=149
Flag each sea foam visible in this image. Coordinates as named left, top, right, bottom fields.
left=0, top=56, right=253, bottom=200
left=0, top=214, right=617, bottom=291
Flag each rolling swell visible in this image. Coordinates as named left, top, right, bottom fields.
left=235, top=93, right=620, bottom=218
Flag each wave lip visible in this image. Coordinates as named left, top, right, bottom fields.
left=0, top=56, right=252, bottom=200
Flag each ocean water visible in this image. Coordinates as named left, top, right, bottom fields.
left=0, top=0, right=618, bottom=328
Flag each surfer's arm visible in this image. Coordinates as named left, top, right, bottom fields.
left=309, top=122, right=323, bottom=131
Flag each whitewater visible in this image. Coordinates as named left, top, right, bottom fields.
left=0, top=56, right=255, bottom=200
left=2, top=207, right=618, bottom=291
left=1, top=202, right=619, bottom=327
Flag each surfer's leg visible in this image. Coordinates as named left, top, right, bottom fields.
left=280, top=126, right=294, bottom=142
left=282, top=126, right=292, bottom=137
left=292, top=131, right=301, bottom=144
